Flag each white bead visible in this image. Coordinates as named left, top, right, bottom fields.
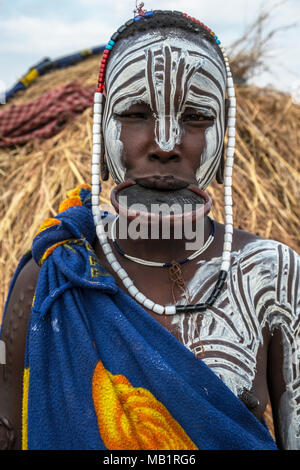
left=92, top=153, right=100, bottom=164
left=122, top=277, right=133, bottom=288
left=111, top=261, right=121, bottom=272
left=221, top=261, right=230, bottom=272
left=225, top=224, right=233, bottom=234
left=97, top=234, right=107, bottom=245
left=96, top=223, right=105, bottom=235
left=94, top=92, right=102, bottom=103
left=228, top=127, right=235, bottom=137
left=224, top=187, right=232, bottom=196
left=225, top=166, right=233, bottom=177
left=135, top=292, right=146, bottom=304
left=92, top=164, right=100, bottom=174
left=227, top=71, right=232, bottom=78
left=143, top=298, right=155, bottom=310
left=226, top=147, right=235, bottom=158
left=228, top=117, right=236, bottom=127
left=93, top=124, right=100, bottom=134
left=92, top=206, right=100, bottom=217
left=91, top=195, right=99, bottom=206
left=228, top=107, right=236, bottom=117
left=102, top=243, right=112, bottom=255
left=224, top=176, right=232, bottom=186
left=165, top=305, right=176, bottom=315
left=228, top=137, right=235, bottom=147
left=225, top=215, right=233, bottom=225
left=92, top=174, right=99, bottom=185
left=94, top=103, right=102, bottom=114
left=225, top=205, right=233, bottom=215
left=228, top=87, right=235, bottom=98
left=230, top=97, right=237, bottom=107
left=222, top=251, right=231, bottom=261
left=93, top=134, right=101, bottom=144
left=224, top=196, right=232, bottom=205
left=91, top=184, right=99, bottom=196
left=227, top=77, right=234, bottom=87
left=223, top=241, right=232, bottom=251
left=224, top=233, right=232, bottom=242
left=93, top=144, right=101, bottom=154
left=152, top=304, right=164, bottom=315
left=117, top=268, right=128, bottom=280
left=128, top=285, right=139, bottom=297
left=93, top=114, right=101, bottom=124
left=106, top=253, right=117, bottom=264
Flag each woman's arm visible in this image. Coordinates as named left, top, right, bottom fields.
left=0, top=258, right=39, bottom=449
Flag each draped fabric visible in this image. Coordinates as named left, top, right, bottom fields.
left=6, top=185, right=277, bottom=450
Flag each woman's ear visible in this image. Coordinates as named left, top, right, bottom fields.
left=216, top=98, right=229, bottom=185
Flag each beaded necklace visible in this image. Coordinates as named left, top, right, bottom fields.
left=110, top=215, right=216, bottom=268
left=91, top=10, right=236, bottom=315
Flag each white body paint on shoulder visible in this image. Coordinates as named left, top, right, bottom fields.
left=172, top=238, right=300, bottom=448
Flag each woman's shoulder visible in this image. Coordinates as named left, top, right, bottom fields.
left=231, top=225, right=299, bottom=260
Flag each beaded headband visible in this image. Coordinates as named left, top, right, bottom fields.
left=91, top=10, right=236, bottom=315
left=96, top=10, right=222, bottom=94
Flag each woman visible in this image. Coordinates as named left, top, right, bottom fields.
left=0, top=9, right=299, bottom=450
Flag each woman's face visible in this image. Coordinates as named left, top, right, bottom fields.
left=102, top=30, right=226, bottom=190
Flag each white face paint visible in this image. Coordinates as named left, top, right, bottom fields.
left=103, top=31, right=226, bottom=189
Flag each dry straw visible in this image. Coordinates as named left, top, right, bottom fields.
left=0, top=9, right=299, bottom=438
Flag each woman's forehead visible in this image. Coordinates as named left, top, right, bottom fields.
left=106, top=31, right=226, bottom=87
left=105, top=31, right=226, bottom=115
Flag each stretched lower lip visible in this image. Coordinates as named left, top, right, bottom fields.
left=134, top=176, right=190, bottom=190
left=110, top=180, right=212, bottom=223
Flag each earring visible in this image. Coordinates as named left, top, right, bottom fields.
left=100, top=133, right=109, bottom=181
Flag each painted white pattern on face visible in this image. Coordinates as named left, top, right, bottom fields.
left=103, top=31, right=226, bottom=189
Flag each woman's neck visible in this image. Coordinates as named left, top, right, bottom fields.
left=110, top=215, right=212, bottom=264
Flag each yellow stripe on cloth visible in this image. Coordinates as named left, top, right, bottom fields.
left=22, top=368, right=30, bottom=450
left=20, top=68, right=39, bottom=88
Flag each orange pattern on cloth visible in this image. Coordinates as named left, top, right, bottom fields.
left=92, top=360, right=198, bottom=450
left=58, top=184, right=91, bottom=213
left=35, top=217, right=61, bottom=237
left=34, top=184, right=92, bottom=265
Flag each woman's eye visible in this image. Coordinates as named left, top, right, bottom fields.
left=182, top=113, right=214, bottom=123
left=114, top=112, right=148, bottom=120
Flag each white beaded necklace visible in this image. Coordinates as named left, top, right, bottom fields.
left=110, top=215, right=216, bottom=268
left=90, top=33, right=235, bottom=316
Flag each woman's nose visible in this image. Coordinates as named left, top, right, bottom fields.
left=148, top=146, right=181, bottom=164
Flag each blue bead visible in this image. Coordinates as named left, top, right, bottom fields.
left=214, top=36, right=218, bottom=40
left=216, top=39, right=221, bottom=44
left=145, top=11, right=154, bottom=17
left=134, top=15, right=142, bottom=21
left=108, top=40, right=115, bottom=46
left=106, top=44, right=113, bottom=50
